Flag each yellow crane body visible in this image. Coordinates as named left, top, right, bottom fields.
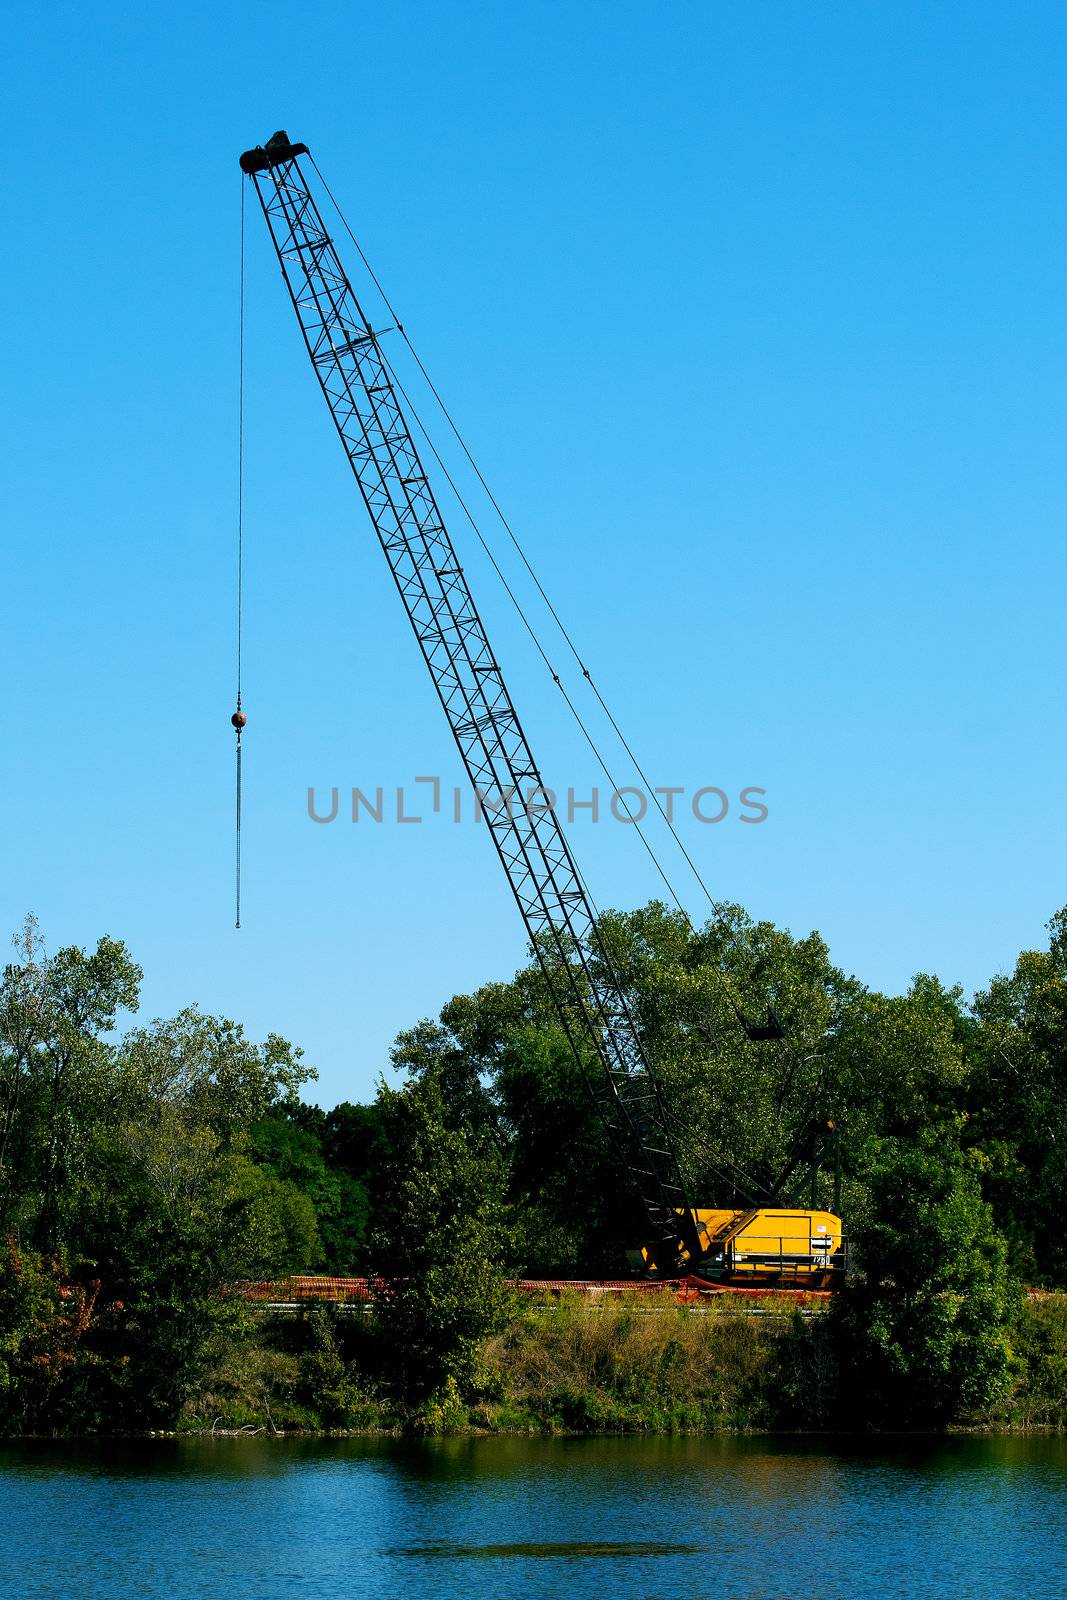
left=642, top=1208, right=844, bottom=1286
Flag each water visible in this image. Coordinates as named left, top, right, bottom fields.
left=2, top=1434, right=1065, bottom=1600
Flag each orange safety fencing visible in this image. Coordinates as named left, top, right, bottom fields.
left=235, top=1274, right=833, bottom=1306
left=240, top=1276, right=376, bottom=1302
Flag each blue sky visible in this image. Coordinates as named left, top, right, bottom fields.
left=3, top=2, right=1064, bottom=1107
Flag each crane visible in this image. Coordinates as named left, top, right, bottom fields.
left=239, top=130, right=843, bottom=1284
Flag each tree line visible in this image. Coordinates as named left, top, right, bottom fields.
left=0, top=902, right=1064, bottom=1433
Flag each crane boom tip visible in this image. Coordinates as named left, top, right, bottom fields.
left=239, top=131, right=309, bottom=174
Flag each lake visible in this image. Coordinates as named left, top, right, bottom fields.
left=2, top=1434, right=1065, bottom=1599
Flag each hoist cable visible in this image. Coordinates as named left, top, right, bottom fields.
left=309, top=158, right=743, bottom=955
left=234, top=177, right=247, bottom=930
left=374, top=339, right=751, bottom=1020
left=309, top=159, right=760, bottom=1028
left=377, top=351, right=689, bottom=912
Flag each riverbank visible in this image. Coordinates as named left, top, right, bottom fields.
left=173, top=1289, right=1067, bottom=1438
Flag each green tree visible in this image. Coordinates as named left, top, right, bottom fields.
left=295, top=1306, right=370, bottom=1428
left=393, top=984, right=640, bottom=1273
left=321, top=1100, right=384, bottom=1178
left=590, top=902, right=859, bottom=1207
left=371, top=1073, right=510, bottom=1414
left=0, top=918, right=142, bottom=1249
left=831, top=1122, right=1014, bottom=1427
left=392, top=901, right=878, bottom=1268
left=0, top=1240, right=66, bottom=1432
left=73, top=1111, right=321, bottom=1427
left=493, top=1022, right=643, bottom=1274
left=965, top=908, right=1067, bottom=1283
left=251, top=1112, right=371, bottom=1272
left=113, top=1006, right=312, bottom=1142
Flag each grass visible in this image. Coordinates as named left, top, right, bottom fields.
left=175, top=1291, right=1067, bottom=1437
left=479, top=1292, right=831, bottom=1432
